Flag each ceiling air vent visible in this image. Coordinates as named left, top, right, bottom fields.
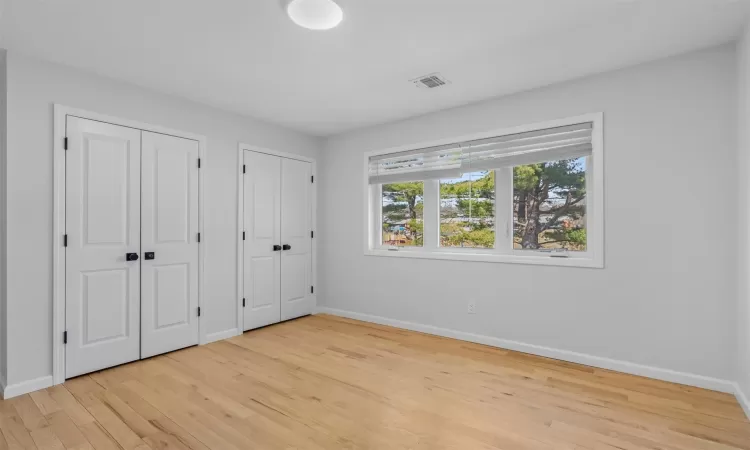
left=412, top=73, right=450, bottom=89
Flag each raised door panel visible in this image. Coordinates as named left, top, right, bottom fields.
left=243, top=151, right=281, bottom=330
left=65, top=117, right=141, bottom=378
left=140, top=132, right=199, bottom=358
left=153, top=264, right=190, bottom=329
left=280, top=158, right=312, bottom=321
left=81, top=269, right=130, bottom=344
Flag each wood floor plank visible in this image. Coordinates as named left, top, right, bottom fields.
left=121, top=380, right=245, bottom=450
left=45, top=410, right=95, bottom=450
left=106, top=385, right=210, bottom=450
left=29, top=427, right=65, bottom=450
left=69, top=391, right=150, bottom=450
left=77, top=421, right=128, bottom=450
left=12, top=395, right=48, bottom=431
left=47, top=386, right=95, bottom=427
left=28, top=390, right=61, bottom=417
left=1, top=314, right=748, bottom=449
left=0, top=415, right=36, bottom=450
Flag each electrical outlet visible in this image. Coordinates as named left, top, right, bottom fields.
left=467, top=301, right=476, bottom=314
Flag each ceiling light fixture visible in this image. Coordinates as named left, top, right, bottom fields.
left=287, top=0, right=343, bottom=30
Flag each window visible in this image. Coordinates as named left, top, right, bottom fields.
left=513, top=157, right=587, bottom=252
left=382, top=182, right=423, bottom=247
left=440, top=171, right=494, bottom=248
left=365, top=114, right=603, bottom=268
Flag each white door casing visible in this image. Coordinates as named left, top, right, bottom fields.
left=280, top=158, right=313, bottom=321
left=243, top=150, right=282, bottom=330
left=140, top=131, right=200, bottom=358
left=65, top=117, right=142, bottom=378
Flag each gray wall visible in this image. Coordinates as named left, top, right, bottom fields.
left=320, top=45, right=737, bottom=380
left=4, top=52, right=321, bottom=386
left=738, top=26, right=750, bottom=404
left=0, top=49, right=6, bottom=387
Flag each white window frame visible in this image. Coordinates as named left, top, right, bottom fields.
left=363, top=113, right=604, bottom=268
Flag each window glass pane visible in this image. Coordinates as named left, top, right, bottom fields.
left=439, top=170, right=495, bottom=248
left=382, top=182, right=424, bottom=247
left=513, top=157, right=587, bottom=251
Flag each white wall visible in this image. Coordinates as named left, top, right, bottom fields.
left=738, top=26, right=750, bottom=408
left=4, top=52, right=321, bottom=387
left=320, top=45, right=737, bottom=382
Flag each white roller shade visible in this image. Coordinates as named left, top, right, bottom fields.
left=368, top=122, right=593, bottom=184
left=368, top=143, right=463, bottom=184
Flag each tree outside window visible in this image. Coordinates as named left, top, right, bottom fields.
left=382, top=182, right=424, bottom=247
left=513, top=157, right=587, bottom=251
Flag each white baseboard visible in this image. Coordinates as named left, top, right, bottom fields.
left=734, top=383, right=750, bottom=420
left=3, top=375, right=53, bottom=399
left=315, top=307, right=736, bottom=394
left=204, top=327, right=241, bottom=344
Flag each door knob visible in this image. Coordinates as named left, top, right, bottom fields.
left=282, top=244, right=291, bottom=251
left=144, top=252, right=155, bottom=260
left=273, top=245, right=282, bottom=251
left=126, top=253, right=139, bottom=261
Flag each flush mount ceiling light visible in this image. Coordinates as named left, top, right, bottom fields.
left=287, top=0, right=343, bottom=30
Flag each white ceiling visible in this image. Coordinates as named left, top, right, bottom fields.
left=1, top=0, right=748, bottom=136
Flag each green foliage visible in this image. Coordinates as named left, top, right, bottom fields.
left=382, top=182, right=424, bottom=220
left=456, top=199, right=493, bottom=218
left=408, top=219, right=424, bottom=246
left=512, top=164, right=540, bottom=191
left=441, top=224, right=494, bottom=248
left=564, top=228, right=586, bottom=245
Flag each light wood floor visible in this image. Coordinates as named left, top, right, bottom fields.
left=1, top=314, right=749, bottom=449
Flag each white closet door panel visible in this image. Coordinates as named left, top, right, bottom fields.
left=65, top=117, right=141, bottom=378
left=244, top=151, right=281, bottom=330
left=140, top=131, right=199, bottom=358
left=280, top=158, right=313, bottom=321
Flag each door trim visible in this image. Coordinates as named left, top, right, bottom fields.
left=53, top=104, right=206, bottom=385
left=236, top=143, right=317, bottom=333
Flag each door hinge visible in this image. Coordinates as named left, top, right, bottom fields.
left=242, top=298, right=246, bottom=308
left=242, top=231, right=246, bottom=241
left=63, top=234, right=68, bottom=247
left=197, top=307, right=201, bottom=317
left=197, top=232, right=201, bottom=243
left=198, top=158, right=201, bottom=169
left=63, top=331, right=67, bottom=344
left=311, top=286, right=314, bottom=294
left=243, top=164, right=246, bottom=174
left=311, top=175, right=314, bottom=183
left=311, top=230, right=314, bottom=238
left=63, top=137, right=68, bottom=150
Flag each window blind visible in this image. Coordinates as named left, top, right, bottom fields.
left=368, top=122, right=593, bottom=184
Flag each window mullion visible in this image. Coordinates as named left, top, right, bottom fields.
left=494, top=168, right=513, bottom=254
left=423, top=179, right=439, bottom=250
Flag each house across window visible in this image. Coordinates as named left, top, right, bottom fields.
left=365, top=114, right=603, bottom=268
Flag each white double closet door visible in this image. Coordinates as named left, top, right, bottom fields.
left=243, top=151, right=313, bottom=331
left=65, top=117, right=199, bottom=379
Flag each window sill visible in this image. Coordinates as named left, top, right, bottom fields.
left=364, top=248, right=603, bottom=268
